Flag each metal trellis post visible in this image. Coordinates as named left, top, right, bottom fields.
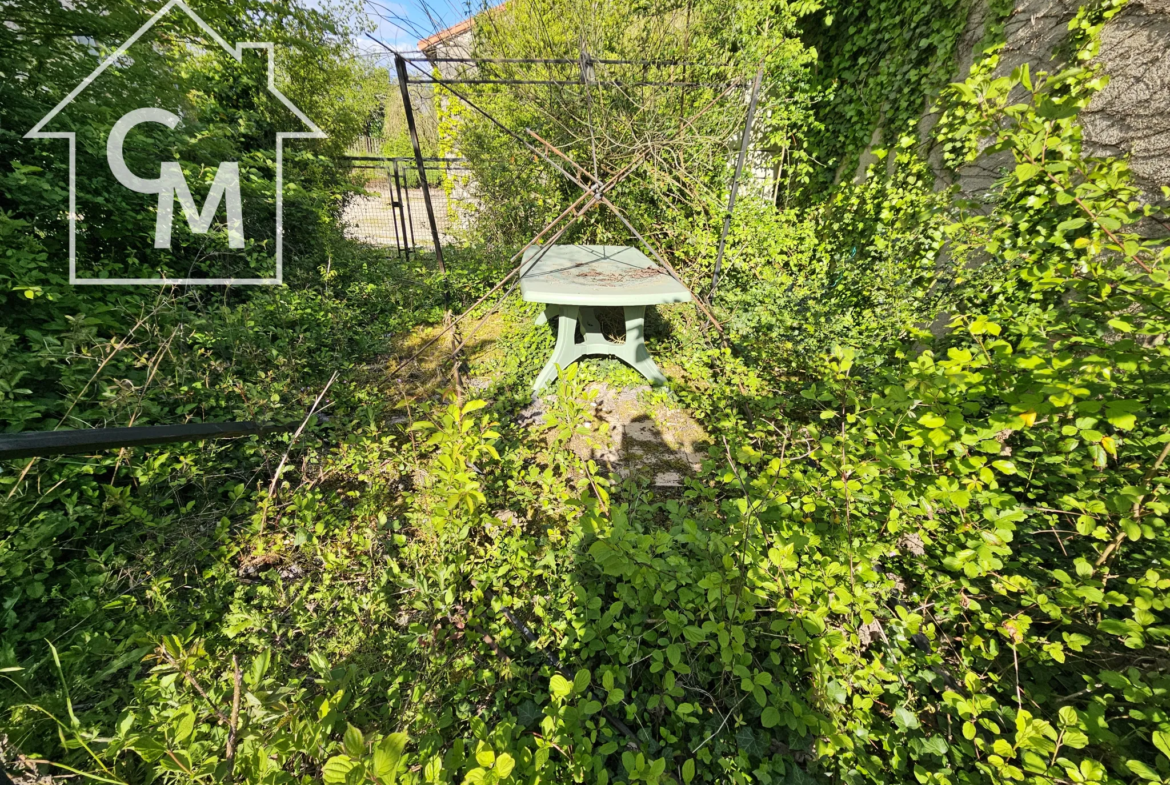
left=708, top=64, right=765, bottom=303
left=395, top=54, right=446, bottom=273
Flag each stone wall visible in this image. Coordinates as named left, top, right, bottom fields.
left=942, top=0, right=1170, bottom=203
left=1082, top=0, right=1170, bottom=200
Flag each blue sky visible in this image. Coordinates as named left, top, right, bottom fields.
left=323, top=0, right=474, bottom=57
left=369, top=0, right=471, bottom=51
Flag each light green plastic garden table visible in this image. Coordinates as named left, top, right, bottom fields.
left=519, top=244, right=691, bottom=393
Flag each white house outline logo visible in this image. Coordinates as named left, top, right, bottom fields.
left=25, top=0, right=326, bottom=286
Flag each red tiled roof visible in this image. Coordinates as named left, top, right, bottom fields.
left=418, top=17, right=474, bottom=52
left=418, top=2, right=506, bottom=53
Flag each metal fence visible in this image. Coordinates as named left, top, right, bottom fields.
left=340, top=156, right=472, bottom=260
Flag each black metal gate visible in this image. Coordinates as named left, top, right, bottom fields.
left=340, top=156, right=469, bottom=261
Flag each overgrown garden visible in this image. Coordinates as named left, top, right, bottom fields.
left=2, top=0, right=1168, bottom=784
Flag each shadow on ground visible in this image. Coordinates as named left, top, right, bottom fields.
left=571, top=382, right=710, bottom=490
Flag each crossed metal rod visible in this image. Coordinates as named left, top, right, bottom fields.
left=396, top=52, right=750, bottom=322
left=406, top=78, right=726, bottom=88
left=523, top=127, right=724, bottom=331
left=373, top=39, right=768, bottom=378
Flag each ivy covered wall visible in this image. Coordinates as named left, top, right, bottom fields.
left=796, top=0, right=980, bottom=197
left=798, top=0, right=1170, bottom=206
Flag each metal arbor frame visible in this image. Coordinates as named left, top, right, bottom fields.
left=395, top=54, right=448, bottom=273
left=382, top=44, right=761, bottom=311
left=371, top=41, right=776, bottom=380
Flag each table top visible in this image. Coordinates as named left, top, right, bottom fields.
left=519, top=245, right=692, bottom=306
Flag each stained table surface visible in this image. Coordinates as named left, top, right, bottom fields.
left=519, top=244, right=691, bottom=306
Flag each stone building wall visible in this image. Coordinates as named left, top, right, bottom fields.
left=946, top=0, right=1170, bottom=203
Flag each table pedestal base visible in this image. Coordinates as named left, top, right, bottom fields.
left=532, top=304, right=666, bottom=393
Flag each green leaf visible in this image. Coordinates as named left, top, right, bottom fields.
left=1105, top=400, right=1140, bottom=430
left=495, top=752, right=515, bottom=779
left=344, top=723, right=365, bottom=758
left=1081, top=759, right=1106, bottom=782
left=462, top=767, right=488, bottom=784
left=117, top=711, right=135, bottom=736
left=736, top=727, right=768, bottom=757
left=47, top=641, right=78, bottom=729
left=127, top=734, right=167, bottom=763
left=374, top=732, right=408, bottom=781
left=173, top=708, right=195, bottom=743
left=247, top=650, right=271, bottom=687
left=682, top=759, right=695, bottom=784
left=1019, top=62, right=1033, bottom=90
left=462, top=399, right=489, bottom=416
left=475, top=743, right=495, bottom=768
left=573, top=668, right=591, bottom=693
left=550, top=674, right=572, bottom=699
left=893, top=707, right=920, bottom=730
left=424, top=755, right=443, bottom=783
left=1015, top=163, right=1040, bottom=182
left=323, top=755, right=358, bottom=785
left=761, top=707, right=781, bottom=728
left=801, top=615, right=825, bottom=635
left=1056, top=217, right=1086, bottom=233
left=1063, top=729, right=1089, bottom=749
left=308, top=651, right=331, bottom=676
left=1154, top=731, right=1170, bottom=761
left=918, top=412, right=945, bottom=429
left=517, top=700, right=541, bottom=727
left=920, top=736, right=949, bottom=756
left=1126, top=760, right=1161, bottom=781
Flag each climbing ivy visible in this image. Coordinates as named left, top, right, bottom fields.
left=796, top=0, right=974, bottom=198
left=433, top=70, right=476, bottom=229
